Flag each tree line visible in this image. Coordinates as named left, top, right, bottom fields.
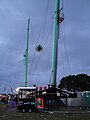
left=58, top=74, right=90, bottom=91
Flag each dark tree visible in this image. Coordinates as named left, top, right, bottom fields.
left=58, top=74, right=90, bottom=91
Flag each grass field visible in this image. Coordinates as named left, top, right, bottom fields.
left=0, top=104, right=90, bottom=120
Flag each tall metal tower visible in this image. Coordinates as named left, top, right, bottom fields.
left=51, top=0, right=64, bottom=87
left=24, top=18, right=30, bottom=87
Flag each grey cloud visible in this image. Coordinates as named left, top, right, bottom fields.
left=0, top=0, right=90, bottom=93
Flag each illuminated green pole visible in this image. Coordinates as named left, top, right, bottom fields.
left=52, top=0, right=60, bottom=87
left=24, top=18, right=30, bottom=87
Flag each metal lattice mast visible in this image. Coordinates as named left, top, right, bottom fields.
left=24, top=18, right=30, bottom=87
left=51, top=0, right=64, bottom=87
left=51, top=0, right=59, bottom=87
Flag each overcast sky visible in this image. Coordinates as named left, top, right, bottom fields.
left=0, top=0, right=90, bottom=93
